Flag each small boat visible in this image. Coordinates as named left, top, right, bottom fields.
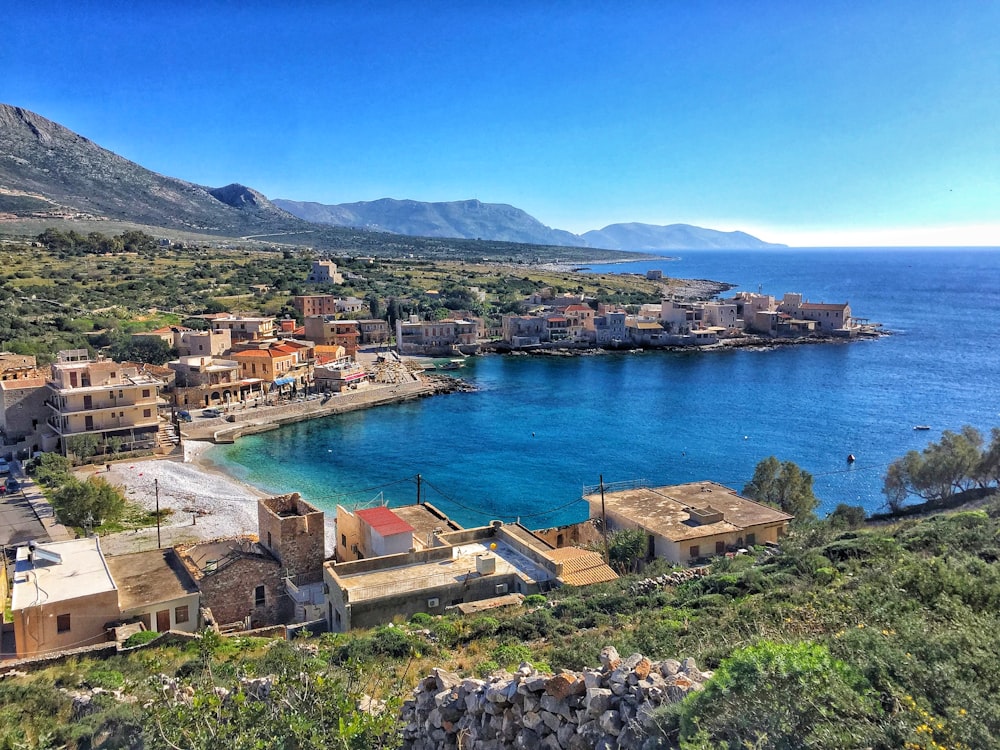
left=913, top=425, right=931, bottom=431
left=847, top=454, right=855, bottom=463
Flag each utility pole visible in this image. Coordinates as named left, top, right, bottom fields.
left=416, top=473, right=422, bottom=505
left=154, top=477, right=161, bottom=549
left=600, top=474, right=610, bottom=564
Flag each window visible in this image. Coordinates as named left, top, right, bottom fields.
left=254, top=585, right=266, bottom=606
left=57, top=613, right=71, bottom=633
left=689, top=545, right=700, bottom=559
left=142, top=389, right=150, bottom=398
left=746, top=533, right=756, bottom=547
left=175, top=605, right=189, bottom=624
left=143, top=409, right=151, bottom=418
left=341, top=533, right=347, bottom=547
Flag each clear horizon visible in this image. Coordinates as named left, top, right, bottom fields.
left=4, top=2, right=999, bottom=248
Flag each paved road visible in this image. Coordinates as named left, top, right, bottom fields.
left=0, top=470, right=73, bottom=546
left=0, top=487, right=46, bottom=546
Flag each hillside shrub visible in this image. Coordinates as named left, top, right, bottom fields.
left=661, top=641, right=884, bottom=749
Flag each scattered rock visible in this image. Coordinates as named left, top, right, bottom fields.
left=400, top=650, right=708, bottom=749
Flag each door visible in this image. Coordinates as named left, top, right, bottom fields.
left=156, top=609, right=170, bottom=632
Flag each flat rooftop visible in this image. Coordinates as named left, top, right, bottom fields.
left=105, top=548, right=200, bottom=611
left=11, top=538, right=116, bottom=611
left=390, top=503, right=462, bottom=544
left=585, top=481, right=792, bottom=543
left=333, top=539, right=553, bottom=603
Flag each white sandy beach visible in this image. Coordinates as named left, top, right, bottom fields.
left=96, top=442, right=336, bottom=556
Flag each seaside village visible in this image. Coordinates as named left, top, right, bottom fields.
left=0, top=257, right=870, bottom=661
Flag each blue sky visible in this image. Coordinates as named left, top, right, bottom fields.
left=4, top=1, right=999, bottom=246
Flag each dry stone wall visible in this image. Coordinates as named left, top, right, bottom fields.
left=400, top=646, right=712, bottom=750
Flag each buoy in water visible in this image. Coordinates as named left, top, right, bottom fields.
left=847, top=454, right=856, bottom=463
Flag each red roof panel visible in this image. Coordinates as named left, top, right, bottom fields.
left=356, top=506, right=415, bottom=537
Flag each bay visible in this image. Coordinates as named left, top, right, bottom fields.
left=208, top=248, right=1000, bottom=527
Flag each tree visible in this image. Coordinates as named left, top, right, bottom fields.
left=365, top=293, right=382, bottom=320
left=978, top=427, right=1000, bottom=487
left=52, top=477, right=125, bottom=527
left=66, top=433, right=100, bottom=464
left=119, top=230, right=156, bottom=254
left=743, top=456, right=819, bottom=522
left=828, top=503, right=867, bottom=529
left=606, top=528, right=647, bottom=574
left=108, top=333, right=175, bottom=365
left=882, top=425, right=991, bottom=509
left=29, top=453, right=73, bottom=486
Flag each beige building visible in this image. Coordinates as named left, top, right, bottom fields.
left=46, top=350, right=164, bottom=456
left=176, top=329, right=232, bottom=357
left=11, top=539, right=120, bottom=658
left=585, top=481, right=792, bottom=565
left=303, top=317, right=360, bottom=358
left=358, top=319, right=390, bottom=345
left=324, top=520, right=616, bottom=632
left=211, top=315, right=276, bottom=344
left=167, top=356, right=243, bottom=408
left=395, top=316, right=478, bottom=355
left=10, top=540, right=208, bottom=658
left=336, top=502, right=462, bottom=562
left=306, top=260, right=344, bottom=285
left=104, top=549, right=201, bottom=634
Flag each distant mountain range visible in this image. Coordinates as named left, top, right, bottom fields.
left=274, top=198, right=785, bottom=250
left=0, top=103, right=784, bottom=253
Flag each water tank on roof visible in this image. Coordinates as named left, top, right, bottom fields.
left=476, top=554, right=496, bottom=575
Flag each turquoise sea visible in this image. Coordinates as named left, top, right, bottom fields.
left=207, top=248, right=1000, bottom=528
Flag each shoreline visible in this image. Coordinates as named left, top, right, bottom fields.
left=95, top=376, right=463, bottom=556
left=95, top=442, right=267, bottom=556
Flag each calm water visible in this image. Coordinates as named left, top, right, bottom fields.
left=208, top=248, right=1000, bottom=527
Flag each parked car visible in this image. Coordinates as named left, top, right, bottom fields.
left=176, top=410, right=193, bottom=422
left=5, top=476, right=18, bottom=491
left=201, top=407, right=222, bottom=418
left=0, top=458, right=10, bottom=476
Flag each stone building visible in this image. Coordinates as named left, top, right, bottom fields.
left=176, top=495, right=327, bottom=629
left=257, top=493, right=326, bottom=585
left=176, top=537, right=291, bottom=629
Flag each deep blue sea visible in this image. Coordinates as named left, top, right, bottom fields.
left=207, top=248, right=1000, bottom=528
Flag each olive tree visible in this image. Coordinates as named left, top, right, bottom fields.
left=743, top=456, right=818, bottom=522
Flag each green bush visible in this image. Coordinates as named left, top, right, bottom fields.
left=667, top=641, right=884, bottom=749
left=492, top=643, right=532, bottom=668
left=476, top=660, right=500, bottom=677
left=123, top=630, right=161, bottom=648
left=409, top=612, right=434, bottom=626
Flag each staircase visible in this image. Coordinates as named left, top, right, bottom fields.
left=156, top=420, right=181, bottom=452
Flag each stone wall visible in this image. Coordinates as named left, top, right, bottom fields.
left=400, top=646, right=711, bottom=750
